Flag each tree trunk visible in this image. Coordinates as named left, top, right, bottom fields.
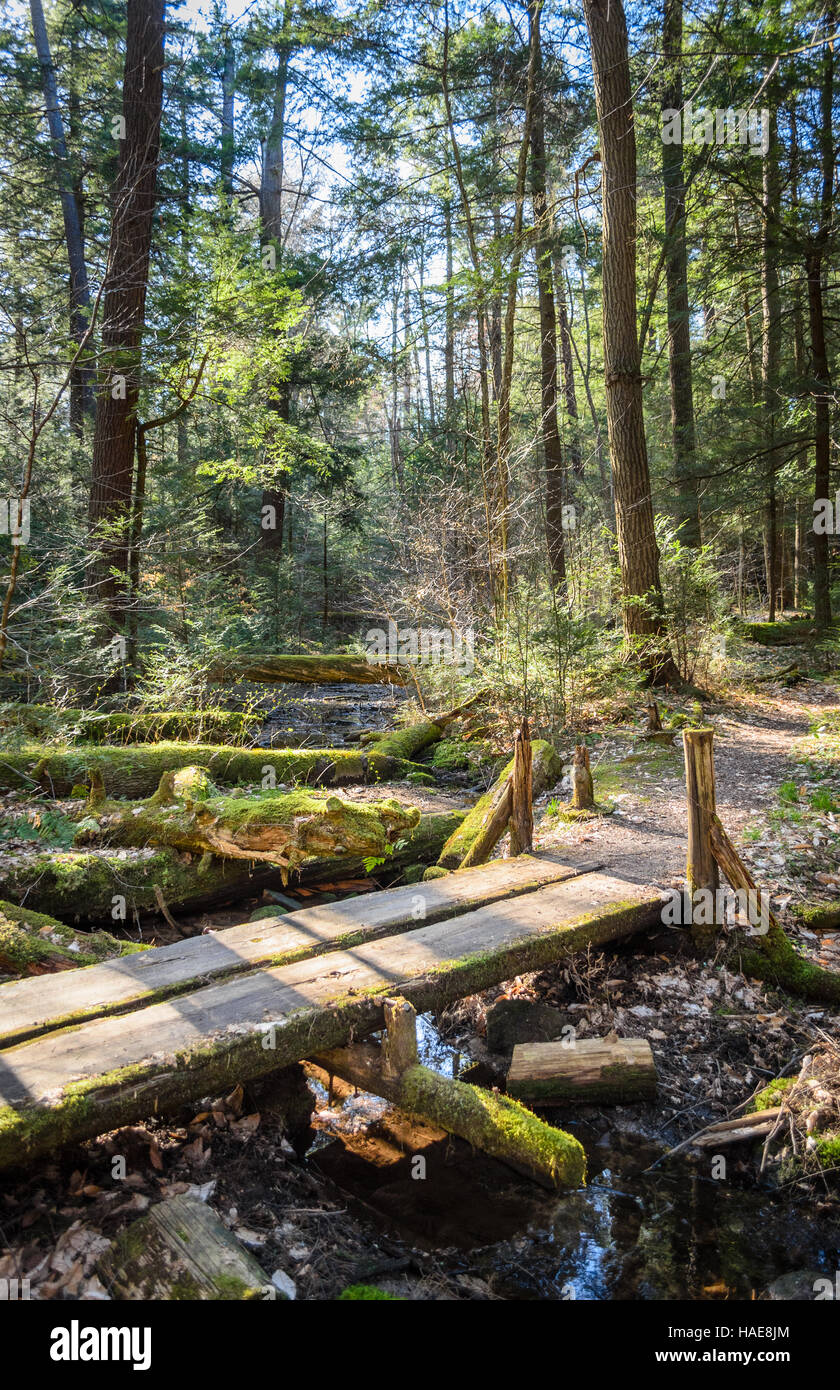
left=260, top=9, right=294, bottom=552
left=582, top=0, right=678, bottom=684
left=530, top=6, right=566, bottom=590
left=221, top=30, right=235, bottom=198
left=661, top=0, right=700, bottom=545
left=807, top=9, right=835, bottom=629
left=760, top=82, right=783, bottom=622
left=87, top=0, right=166, bottom=634
left=28, top=0, right=92, bottom=435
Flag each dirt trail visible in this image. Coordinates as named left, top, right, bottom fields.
left=536, top=681, right=840, bottom=896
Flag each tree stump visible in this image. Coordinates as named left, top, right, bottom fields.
left=570, top=745, right=594, bottom=810
left=509, top=717, right=534, bottom=855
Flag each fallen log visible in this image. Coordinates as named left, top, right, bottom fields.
left=313, top=997, right=585, bottom=1190
left=80, top=771, right=421, bottom=877
left=506, top=1037, right=657, bottom=1105
left=0, top=871, right=662, bottom=1169
left=206, top=653, right=408, bottom=686
left=0, top=855, right=583, bottom=1047
left=0, top=810, right=466, bottom=925
left=0, top=741, right=428, bottom=798
left=0, top=704, right=258, bottom=745
left=98, top=1195, right=273, bottom=1301
left=435, top=739, right=562, bottom=870
left=709, top=814, right=840, bottom=1002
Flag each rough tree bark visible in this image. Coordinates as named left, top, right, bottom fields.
left=87, top=0, right=166, bottom=633
left=582, top=0, right=679, bottom=685
left=529, top=2, right=566, bottom=590
left=661, top=0, right=700, bottom=545
left=28, top=0, right=92, bottom=435
left=807, top=10, right=835, bottom=630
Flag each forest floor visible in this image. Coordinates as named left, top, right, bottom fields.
left=2, top=646, right=840, bottom=1300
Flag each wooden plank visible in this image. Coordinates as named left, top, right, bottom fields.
left=0, top=873, right=663, bottom=1169
left=507, top=1037, right=658, bottom=1104
left=0, top=854, right=593, bottom=1047
left=98, top=1195, right=273, bottom=1300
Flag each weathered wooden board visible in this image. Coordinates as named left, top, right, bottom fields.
left=98, top=1195, right=272, bottom=1300
left=0, top=855, right=592, bottom=1047
left=507, top=1037, right=658, bottom=1104
left=0, top=871, right=662, bottom=1168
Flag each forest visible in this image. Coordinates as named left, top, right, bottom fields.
left=0, top=0, right=839, bottom=1321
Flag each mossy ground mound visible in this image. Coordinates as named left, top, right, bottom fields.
left=0, top=899, right=146, bottom=979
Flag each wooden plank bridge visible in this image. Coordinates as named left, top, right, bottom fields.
left=0, top=854, right=663, bottom=1171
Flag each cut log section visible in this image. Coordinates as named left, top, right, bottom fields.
left=0, top=871, right=662, bottom=1169
left=313, top=997, right=585, bottom=1189
left=206, top=653, right=408, bottom=686
left=0, top=854, right=588, bottom=1047
left=507, top=1037, right=658, bottom=1104
left=97, top=1195, right=273, bottom=1300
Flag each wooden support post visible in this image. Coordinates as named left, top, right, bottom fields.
left=570, top=744, right=594, bottom=810
left=382, top=996, right=418, bottom=1079
left=683, top=728, right=719, bottom=945
left=509, top=717, right=533, bottom=855
left=312, top=1042, right=586, bottom=1190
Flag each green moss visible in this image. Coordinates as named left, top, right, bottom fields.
left=437, top=740, right=562, bottom=867
left=748, top=1076, right=795, bottom=1112
left=405, top=771, right=436, bottom=785
left=0, top=704, right=259, bottom=746
left=0, top=741, right=430, bottom=798
left=337, top=1284, right=404, bottom=1300
left=368, top=722, right=443, bottom=760
left=429, top=738, right=490, bottom=771
left=398, top=1064, right=586, bottom=1188
left=789, top=901, right=840, bottom=932
left=815, top=1133, right=840, bottom=1165
left=735, top=619, right=816, bottom=646
left=0, top=898, right=146, bottom=977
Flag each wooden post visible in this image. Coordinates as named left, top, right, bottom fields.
left=570, top=744, right=594, bottom=810
left=509, top=717, right=533, bottom=855
left=382, top=996, right=418, bottom=1080
left=645, top=697, right=662, bottom=732
left=683, top=728, right=719, bottom=943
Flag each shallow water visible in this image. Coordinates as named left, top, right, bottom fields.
left=311, top=1012, right=840, bottom=1300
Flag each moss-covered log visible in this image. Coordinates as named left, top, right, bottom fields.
left=0, top=900, right=146, bottom=979
left=435, top=739, right=563, bottom=870
left=0, top=704, right=258, bottom=746
left=0, top=811, right=466, bottom=924
left=0, top=741, right=428, bottom=798
left=314, top=1041, right=585, bottom=1190
left=206, top=653, right=408, bottom=685
left=80, top=770, right=421, bottom=876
